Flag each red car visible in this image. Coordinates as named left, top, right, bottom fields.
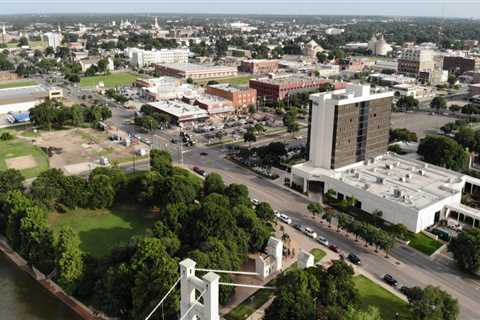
left=328, top=244, right=340, bottom=253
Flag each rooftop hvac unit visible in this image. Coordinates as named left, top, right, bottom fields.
left=394, top=188, right=402, bottom=197
left=354, top=172, right=360, bottom=179
left=418, top=169, right=425, bottom=176
left=399, top=177, right=406, bottom=182
left=406, top=173, right=412, bottom=179
left=376, top=177, right=384, bottom=184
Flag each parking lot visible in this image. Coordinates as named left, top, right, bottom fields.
left=391, top=112, right=454, bottom=139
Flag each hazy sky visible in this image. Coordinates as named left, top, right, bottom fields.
left=1, top=0, right=480, bottom=18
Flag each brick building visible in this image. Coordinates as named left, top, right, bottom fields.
left=443, top=56, right=479, bottom=76
left=206, top=84, right=257, bottom=112
left=249, top=75, right=335, bottom=102
left=239, top=59, right=279, bottom=74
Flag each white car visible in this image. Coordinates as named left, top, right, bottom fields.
left=251, top=199, right=260, bottom=206
left=279, top=213, right=292, bottom=224
left=317, top=236, right=329, bottom=246
left=303, top=227, right=317, bottom=239
left=274, top=210, right=281, bottom=218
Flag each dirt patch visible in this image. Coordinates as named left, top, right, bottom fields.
left=25, top=128, right=144, bottom=169
left=5, top=155, right=37, bottom=170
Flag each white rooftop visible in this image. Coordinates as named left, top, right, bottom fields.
left=148, top=100, right=208, bottom=120
left=295, top=153, right=466, bottom=210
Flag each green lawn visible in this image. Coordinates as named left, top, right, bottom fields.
left=0, top=80, right=38, bottom=90
left=80, top=72, right=139, bottom=88
left=0, top=139, right=49, bottom=178
left=354, top=275, right=410, bottom=319
left=408, top=232, right=443, bottom=256
left=195, top=75, right=253, bottom=86
left=7, top=41, right=46, bottom=49
left=49, top=205, right=154, bottom=257
left=224, top=284, right=275, bottom=320
left=310, top=248, right=326, bottom=263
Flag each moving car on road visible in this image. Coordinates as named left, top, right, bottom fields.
left=328, top=244, right=340, bottom=253
left=347, top=253, right=361, bottom=265
left=383, top=274, right=398, bottom=287
left=192, top=166, right=207, bottom=177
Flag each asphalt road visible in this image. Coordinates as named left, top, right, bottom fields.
left=121, top=144, right=480, bottom=320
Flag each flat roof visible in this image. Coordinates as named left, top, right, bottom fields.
left=294, top=153, right=465, bottom=210
left=209, top=83, right=252, bottom=92
left=252, top=75, right=328, bottom=85
left=0, top=85, right=50, bottom=105
left=148, top=100, right=208, bottom=119
left=157, top=63, right=237, bottom=72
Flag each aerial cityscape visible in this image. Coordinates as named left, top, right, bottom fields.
left=1, top=2, right=480, bottom=320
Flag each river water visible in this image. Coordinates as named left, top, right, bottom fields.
left=0, top=253, right=82, bottom=320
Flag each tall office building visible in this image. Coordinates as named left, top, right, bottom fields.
left=43, top=32, right=62, bottom=49
left=307, top=84, right=393, bottom=169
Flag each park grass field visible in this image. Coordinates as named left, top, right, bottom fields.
left=195, top=74, right=253, bottom=86
left=408, top=232, right=443, bottom=256
left=0, top=80, right=38, bottom=90
left=0, top=137, right=49, bottom=178
left=80, top=72, right=139, bottom=88
left=354, top=275, right=410, bottom=319
left=48, top=205, right=155, bottom=257
left=7, top=41, right=46, bottom=49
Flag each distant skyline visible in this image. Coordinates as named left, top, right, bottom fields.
left=1, top=1, right=480, bottom=18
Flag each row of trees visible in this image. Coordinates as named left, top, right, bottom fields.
left=417, top=135, right=468, bottom=171
left=29, top=100, right=112, bottom=130
left=0, top=149, right=277, bottom=319
left=265, top=260, right=459, bottom=320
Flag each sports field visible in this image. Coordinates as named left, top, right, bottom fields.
left=0, top=137, right=49, bottom=178
left=80, top=72, right=139, bottom=88
left=48, top=205, right=154, bottom=257
left=0, top=80, right=38, bottom=90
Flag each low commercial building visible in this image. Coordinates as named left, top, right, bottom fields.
left=126, top=48, right=189, bottom=68
left=135, top=77, right=197, bottom=101
left=206, top=83, right=257, bottom=112
left=147, top=100, right=208, bottom=126
left=291, top=83, right=480, bottom=232
left=0, top=85, right=63, bottom=115
left=239, top=59, right=279, bottom=74
left=193, top=95, right=235, bottom=120
left=368, top=73, right=417, bottom=87
left=392, top=84, right=435, bottom=99
left=155, top=63, right=238, bottom=80
left=249, top=75, right=334, bottom=102
left=316, top=64, right=340, bottom=78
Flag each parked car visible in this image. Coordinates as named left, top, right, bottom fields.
left=383, top=274, right=398, bottom=287
left=251, top=198, right=260, bottom=206
left=347, top=253, right=361, bottom=265
left=279, top=214, right=292, bottom=224
left=317, top=236, right=329, bottom=246
left=303, top=227, right=318, bottom=239
left=200, top=151, right=208, bottom=156
left=192, top=166, right=206, bottom=177
left=328, top=244, right=340, bottom=253
left=431, top=228, right=451, bottom=241
left=294, top=224, right=305, bottom=232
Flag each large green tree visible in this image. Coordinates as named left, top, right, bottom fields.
left=417, top=135, right=467, bottom=171
left=409, top=286, right=459, bottom=320
left=55, top=226, right=84, bottom=294
left=448, top=228, right=480, bottom=274
left=0, top=169, right=25, bottom=194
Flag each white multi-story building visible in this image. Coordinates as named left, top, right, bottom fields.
left=43, top=32, right=62, bottom=49
left=291, top=84, right=480, bottom=232
left=126, top=48, right=189, bottom=68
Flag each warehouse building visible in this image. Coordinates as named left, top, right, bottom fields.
left=0, top=84, right=63, bottom=115
left=155, top=63, right=238, bottom=80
